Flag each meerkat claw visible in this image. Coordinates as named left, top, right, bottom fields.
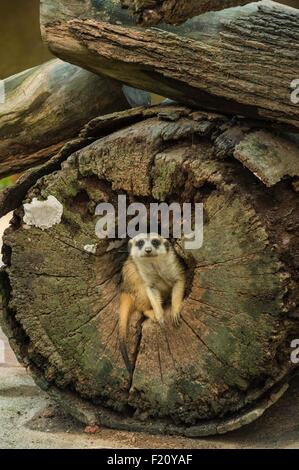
left=172, top=312, right=181, bottom=327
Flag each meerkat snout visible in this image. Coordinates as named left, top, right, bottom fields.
left=119, top=233, right=186, bottom=373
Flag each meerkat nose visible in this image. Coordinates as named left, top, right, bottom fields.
left=145, top=247, right=152, bottom=254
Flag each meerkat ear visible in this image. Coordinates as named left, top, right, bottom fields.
left=164, top=240, right=170, bottom=251
left=128, top=239, right=133, bottom=253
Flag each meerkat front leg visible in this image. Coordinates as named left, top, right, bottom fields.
left=146, top=287, right=165, bottom=325
left=171, top=279, right=185, bottom=326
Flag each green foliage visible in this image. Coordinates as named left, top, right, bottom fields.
left=0, top=177, right=13, bottom=189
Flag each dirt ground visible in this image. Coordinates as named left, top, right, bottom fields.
left=0, top=362, right=299, bottom=449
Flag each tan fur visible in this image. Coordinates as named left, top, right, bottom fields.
left=119, top=234, right=185, bottom=372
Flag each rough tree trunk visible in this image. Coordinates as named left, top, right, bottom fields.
left=0, top=59, right=133, bottom=179
left=40, top=0, right=299, bottom=129
left=120, top=0, right=252, bottom=25
left=1, top=104, right=298, bottom=436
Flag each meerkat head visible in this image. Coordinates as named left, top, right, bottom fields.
left=128, top=233, right=170, bottom=259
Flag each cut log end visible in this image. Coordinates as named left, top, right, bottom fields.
left=1, top=105, right=298, bottom=436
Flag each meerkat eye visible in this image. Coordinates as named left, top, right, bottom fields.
left=151, top=239, right=161, bottom=248
left=136, top=240, right=145, bottom=249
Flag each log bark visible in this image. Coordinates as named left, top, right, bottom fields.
left=0, top=59, right=132, bottom=178
left=1, top=104, right=298, bottom=436
left=41, top=1, right=299, bottom=129
left=120, top=0, right=252, bottom=25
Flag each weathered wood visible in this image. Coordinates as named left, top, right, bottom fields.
left=1, top=104, right=298, bottom=436
left=4, top=103, right=298, bottom=219
left=234, top=131, right=299, bottom=187
left=120, top=0, right=252, bottom=25
left=0, top=59, right=131, bottom=178
left=0, top=104, right=215, bottom=218
left=0, top=138, right=88, bottom=219
left=41, top=1, right=299, bottom=129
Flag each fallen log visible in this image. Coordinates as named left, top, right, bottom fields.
left=120, top=0, right=252, bottom=25
left=0, top=59, right=135, bottom=179
left=41, top=0, right=299, bottom=129
left=1, top=104, right=298, bottom=436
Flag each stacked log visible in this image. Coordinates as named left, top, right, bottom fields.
left=0, top=0, right=298, bottom=436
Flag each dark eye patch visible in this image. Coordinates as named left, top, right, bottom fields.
left=136, top=240, right=145, bottom=249
left=151, top=239, right=161, bottom=248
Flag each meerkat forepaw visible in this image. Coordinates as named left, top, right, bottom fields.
left=152, top=307, right=165, bottom=326
left=171, top=311, right=181, bottom=327
left=156, top=315, right=165, bottom=327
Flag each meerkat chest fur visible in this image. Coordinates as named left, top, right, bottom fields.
left=135, top=251, right=180, bottom=293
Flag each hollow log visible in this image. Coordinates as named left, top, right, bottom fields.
left=0, top=59, right=135, bottom=179
left=1, top=104, right=298, bottom=436
left=41, top=0, right=299, bottom=129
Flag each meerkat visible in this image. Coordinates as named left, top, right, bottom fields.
left=119, top=233, right=185, bottom=373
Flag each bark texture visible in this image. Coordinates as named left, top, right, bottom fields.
left=1, top=105, right=298, bottom=436
left=41, top=1, right=299, bottom=129
left=120, top=0, right=252, bottom=25
left=0, top=59, right=131, bottom=178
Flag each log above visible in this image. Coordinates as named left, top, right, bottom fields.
left=120, top=0, right=252, bottom=25
left=41, top=0, right=299, bottom=130
left=0, top=59, right=134, bottom=179
left=1, top=105, right=298, bottom=436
